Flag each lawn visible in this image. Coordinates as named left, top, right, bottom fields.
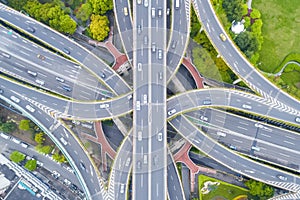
left=199, top=174, right=249, bottom=200
left=253, top=0, right=300, bottom=72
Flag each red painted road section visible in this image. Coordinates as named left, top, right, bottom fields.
left=88, top=27, right=128, bottom=72
left=174, top=142, right=217, bottom=192
left=80, top=122, right=116, bottom=172
left=182, top=57, right=204, bottom=89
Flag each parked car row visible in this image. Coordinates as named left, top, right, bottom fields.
left=0, top=132, right=28, bottom=148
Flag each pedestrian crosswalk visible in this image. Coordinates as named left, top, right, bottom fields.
left=268, top=181, right=300, bottom=193
left=184, top=0, right=191, bottom=23
left=269, top=191, right=300, bottom=200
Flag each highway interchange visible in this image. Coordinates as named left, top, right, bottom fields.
left=0, top=1, right=300, bottom=200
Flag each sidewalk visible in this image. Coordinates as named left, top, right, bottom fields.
left=80, top=122, right=116, bottom=172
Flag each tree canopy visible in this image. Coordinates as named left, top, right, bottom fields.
left=88, top=14, right=110, bottom=41
left=88, top=0, right=113, bottom=15
left=10, top=151, right=25, bottom=163
left=222, top=0, right=244, bottom=22
left=23, top=0, right=76, bottom=34
left=245, top=179, right=274, bottom=199
left=25, top=159, right=37, bottom=171
left=0, top=121, right=17, bottom=133
left=76, top=2, right=93, bottom=23
left=19, top=119, right=30, bottom=131
left=34, top=132, right=45, bottom=144
left=234, top=31, right=259, bottom=58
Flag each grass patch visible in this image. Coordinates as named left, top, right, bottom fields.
left=253, top=0, right=300, bottom=72
left=198, top=174, right=249, bottom=200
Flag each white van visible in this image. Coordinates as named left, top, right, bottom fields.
left=10, top=96, right=20, bottom=103
left=21, top=142, right=29, bottom=148
left=25, top=105, right=35, bottom=113
left=120, top=184, right=125, bottom=193
left=151, top=8, right=156, bottom=18
left=0, top=132, right=10, bottom=140
left=175, top=0, right=180, bottom=9
left=123, top=7, right=128, bottom=16
left=138, top=131, right=142, bottom=141
left=217, top=131, right=226, bottom=137
left=136, top=101, right=141, bottom=110
left=143, top=154, right=148, bottom=164
left=11, top=137, right=21, bottom=144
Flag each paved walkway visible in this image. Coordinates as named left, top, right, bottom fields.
left=260, top=61, right=300, bottom=77
left=80, top=122, right=116, bottom=172
left=182, top=57, right=204, bottom=89
left=88, top=27, right=128, bottom=71
left=174, top=142, right=217, bottom=192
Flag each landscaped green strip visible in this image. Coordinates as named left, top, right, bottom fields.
left=198, top=174, right=249, bottom=200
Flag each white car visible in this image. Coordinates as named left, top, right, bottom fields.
left=137, top=0, right=142, bottom=4
left=10, top=96, right=20, bottom=103
left=242, top=104, right=252, bottom=110
left=144, top=0, right=148, bottom=7
left=143, top=94, right=147, bottom=104
left=157, top=132, right=163, bottom=141
left=277, top=174, right=287, bottom=181
left=35, top=79, right=45, bottom=85
left=56, top=77, right=65, bottom=83
left=295, top=117, right=300, bottom=123
left=60, top=137, right=68, bottom=145
left=125, top=157, right=131, bottom=167
left=25, top=105, right=35, bottom=113
left=255, top=123, right=264, bottom=128
left=200, top=116, right=208, bottom=121
left=100, top=104, right=109, bottom=108
left=138, top=131, right=142, bottom=141
left=138, top=63, right=142, bottom=71
left=216, top=131, right=226, bottom=137
left=167, top=109, right=176, bottom=116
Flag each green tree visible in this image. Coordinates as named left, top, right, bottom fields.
left=10, top=151, right=25, bottom=163
left=7, top=0, right=28, bottom=10
left=250, top=8, right=261, bottom=19
left=76, top=2, right=93, bottom=23
left=245, top=179, right=274, bottom=199
left=222, top=0, right=244, bottom=22
left=0, top=122, right=17, bottom=133
left=190, top=7, right=201, bottom=38
left=34, top=132, right=45, bottom=144
left=243, top=16, right=251, bottom=29
left=192, top=46, right=219, bottom=79
left=19, top=120, right=30, bottom=131
left=241, top=4, right=248, bottom=16
left=57, top=15, right=77, bottom=34
left=35, top=144, right=53, bottom=154
left=251, top=19, right=263, bottom=37
left=88, top=14, right=110, bottom=41
left=52, top=152, right=61, bottom=161
left=25, top=159, right=37, bottom=171
left=52, top=152, right=66, bottom=163
left=234, top=31, right=258, bottom=58
left=88, top=0, right=113, bottom=15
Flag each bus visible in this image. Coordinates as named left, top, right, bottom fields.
left=175, top=0, right=180, bottom=9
